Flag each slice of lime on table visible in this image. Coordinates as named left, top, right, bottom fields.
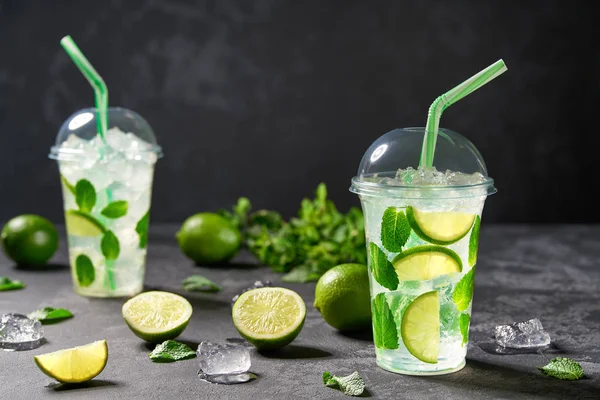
left=65, top=210, right=106, bottom=237
left=401, top=291, right=439, bottom=363
left=122, top=291, right=193, bottom=343
left=393, top=245, right=462, bottom=281
left=232, top=287, right=306, bottom=350
left=34, top=340, right=108, bottom=383
left=407, top=207, right=475, bottom=245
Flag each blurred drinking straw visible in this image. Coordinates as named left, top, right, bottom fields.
left=419, top=59, right=508, bottom=167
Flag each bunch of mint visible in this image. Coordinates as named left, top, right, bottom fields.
left=219, top=183, right=366, bottom=282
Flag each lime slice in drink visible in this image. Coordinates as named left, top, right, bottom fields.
left=393, top=245, right=462, bottom=281
left=401, top=291, right=439, bottom=363
left=122, top=291, right=193, bottom=343
left=407, top=207, right=475, bottom=245
left=65, top=210, right=106, bottom=237
left=232, top=287, right=306, bottom=350
left=34, top=340, right=108, bottom=383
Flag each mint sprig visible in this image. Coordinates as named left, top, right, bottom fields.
left=0, top=276, right=25, bottom=291
left=28, top=307, right=73, bottom=324
left=538, top=357, right=584, bottom=380
left=149, top=340, right=196, bottom=363
left=182, top=275, right=222, bottom=293
left=101, top=230, right=120, bottom=260
left=322, top=371, right=365, bottom=396
left=60, top=175, right=76, bottom=196
left=452, top=267, right=476, bottom=311
left=372, top=293, right=398, bottom=350
left=101, top=200, right=129, bottom=219
left=381, top=207, right=410, bottom=253
left=369, top=243, right=399, bottom=291
left=135, top=210, right=150, bottom=249
left=459, top=313, right=470, bottom=346
left=75, top=179, right=96, bottom=212
left=75, top=254, right=95, bottom=287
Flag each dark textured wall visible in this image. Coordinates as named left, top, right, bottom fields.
left=0, top=0, right=597, bottom=223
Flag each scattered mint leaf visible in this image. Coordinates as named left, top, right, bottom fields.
left=372, top=293, right=398, bottom=349
left=101, top=200, right=129, bottom=219
left=27, top=307, right=73, bottom=324
left=281, top=264, right=320, bottom=283
left=75, top=254, right=95, bottom=287
left=459, top=313, right=470, bottom=346
left=369, top=243, right=399, bottom=291
left=149, top=340, right=196, bottom=363
left=538, top=357, right=584, bottom=380
left=135, top=210, right=150, bottom=249
left=452, top=267, right=476, bottom=311
left=381, top=207, right=411, bottom=253
left=60, top=175, right=76, bottom=196
left=468, top=216, right=481, bottom=267
left=322, top=371, right=365, bottom=396
left=0, top=276, right=25, bottom=291
left=101, top=230, right=120, bottom=260
left=75, top=179, right=96, bottom=213
left=182, top=275, right=222, bottom=293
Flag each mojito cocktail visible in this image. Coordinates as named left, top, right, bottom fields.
left=50, top=107, right=162, bottom=297
left=351, top=127, right=496, bottom=375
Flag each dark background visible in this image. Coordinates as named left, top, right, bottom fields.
left=0, top=0, right=598, bottom=224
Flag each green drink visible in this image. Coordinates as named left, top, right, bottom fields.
left=351, top=127, right=495, bottom=375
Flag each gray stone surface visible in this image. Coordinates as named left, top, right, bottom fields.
left=1, top=224, right=599, bottom=399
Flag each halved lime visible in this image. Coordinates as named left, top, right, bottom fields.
left=65, top=210, right=106, bottom=237
left=401, top=291, right=439, bottom=363
left=34, top=340, right=108, bottom=383
left=122, top=291, right=193, bottom=343
left=407, top=207, right=475, bottom=245
left=393, top=245, right=462, bottom=281
left=232, top=287, right=306, bottom=350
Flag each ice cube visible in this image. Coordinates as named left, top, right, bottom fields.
left=231, top=281, right=272, bottom=305
left=197, top=341, right=251, bottom=376
left=0, top=313, right=44, bottom=351
left=494, top=318, right=551, bottom=349
left=198, top=370, right=257, bottom=384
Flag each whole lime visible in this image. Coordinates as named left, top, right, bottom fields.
left=314, top=263, right=371, bottom=331
left=1, top=214, right=59, bottom=266
left=176, top=213, right=241, bottom=264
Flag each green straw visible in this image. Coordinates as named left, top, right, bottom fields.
left=60, top=35, right=109, bottom=141
left=60, top=35, right=115, bottom=292
left=419, top=59, right=508, bottom=167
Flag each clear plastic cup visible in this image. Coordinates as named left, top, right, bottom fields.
left=49, top=107, right=163, bottom=297
left=350, top=127, right=496, bottom=375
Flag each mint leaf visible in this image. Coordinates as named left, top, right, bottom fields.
left=101, top=230, right=120, bottom=260
left=182, top=275, right=222, bottom=293
left=149, top=340, right=196, bottom=363
left=135, top=210, right=150, bottom=249
left=369, top=243, right=398, bottom=290
left=101, top=201, right=129, bottom=219
left=372, top=293, right=398, bottom=349
left=75, top=254, right=95, bottom=287
left=452, top=267, right=475, bottom=311
left=468, top=216, right=481, bottom=266
left=0, top=276, right=25, bottom=291
left=281, top=265, right=320, bottom=283
left=75, top=179, right=96, bottom=212
left=381, top=207, right=410, bottom=252
left=322, top=371, right=365, bottom=396
left=60, top=175, right=76, bottom=196
left=28, top=307, right=73, bottom=324
left=459, top=313, right=470, bottom=346
left=538, top=357, right=584, bottom=380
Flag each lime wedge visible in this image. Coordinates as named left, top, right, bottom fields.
left=34, top=340, right=108, bottom=383
left=401, top=291, right=439, bottom=363
left=393, top=245, right=462, bottom=281
left=122, top=291, right=193, bottom=343
left=65, top=210, right=106, bottom=237
left=407, top=207, right=475, bottom=245
left=232, top=287, right=306, bottom=350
